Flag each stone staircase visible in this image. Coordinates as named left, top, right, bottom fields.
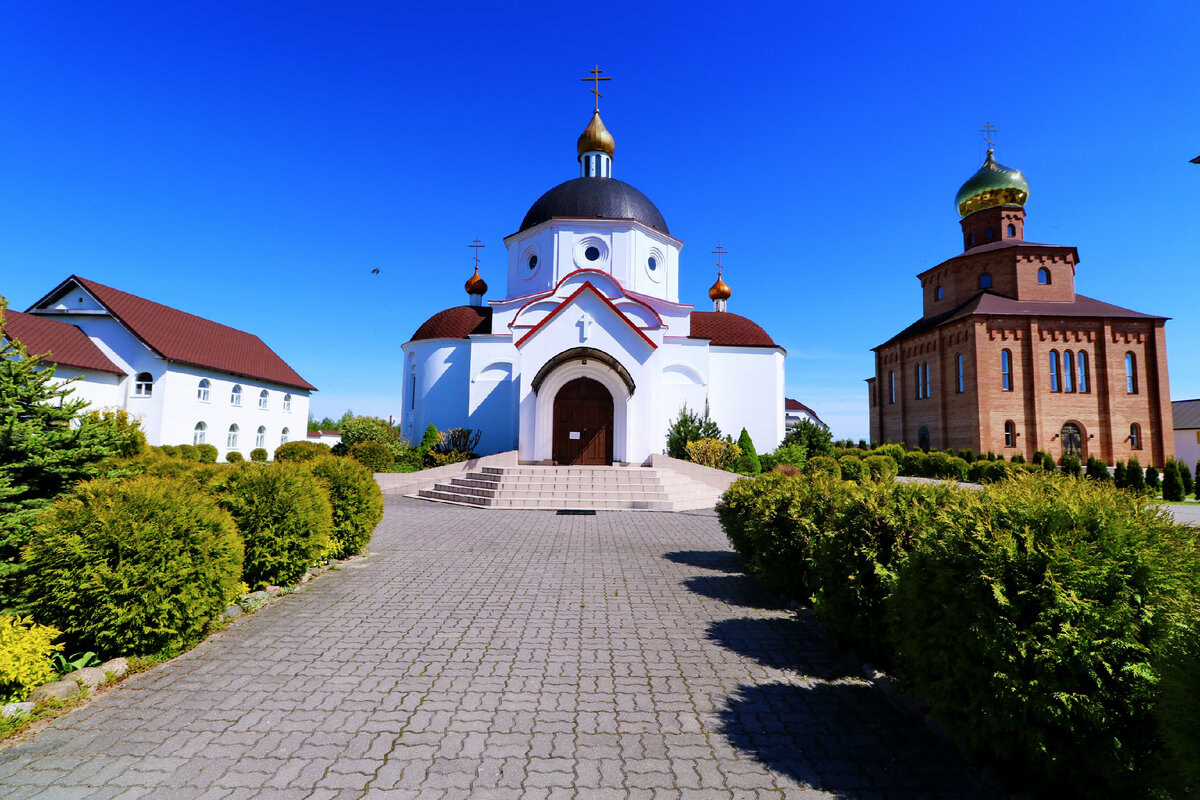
left=412, top=465, right=724, bottom=511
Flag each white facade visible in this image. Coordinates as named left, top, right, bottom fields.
left=401, top=111, right=786, bottom=465
left=1174, top=430, right=1200, bottom=471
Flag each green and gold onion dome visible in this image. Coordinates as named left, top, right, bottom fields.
left=577, top=111, right=615, bottom=159
left=955, top=149, right=1029, bottom=218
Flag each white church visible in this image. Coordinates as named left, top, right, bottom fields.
left=401, top=98, right=785, bottom=465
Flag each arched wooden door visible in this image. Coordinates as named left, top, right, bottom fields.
left=552, top=378, right=613, bottom=465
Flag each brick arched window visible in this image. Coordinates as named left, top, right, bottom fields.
left=1038, top=268, right=1051, bottom=285
left=1063, top=350, right=1074, bottom=393
left=1130, top=423, right=1142, bottom=450
left=1004, top=420, right=1016, bottom=448
left=979, top=273, right=992, bottom=289
left=1049, top=350, right=1061, bottom=392
left=1001, top=349, right=1012, bottom=391
left=1077, top=352, right=1089, bottom=393
left=888, top=371, right=895, bottom=404
left=1126, top=353, right=1138, bottom=394
left=956, top=354, right=964, bottom=393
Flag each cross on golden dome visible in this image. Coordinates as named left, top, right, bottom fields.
left=581, top=65, right=611, bottom=112
left=468, top=238, right=485, bottom=269
left=979, top=121, right=999, bottom=148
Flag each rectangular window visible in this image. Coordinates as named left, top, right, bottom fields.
left=922, top=363, right=930, bottom=399
left=888, top=371, right=895, bottom=404
left=1001, top=350, right=1012, bottom=391
left=915, top=365, right=922, bottom=400
left=956, top=354, right=964, bottom=393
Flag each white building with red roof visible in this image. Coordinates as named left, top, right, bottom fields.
left=401, top=103, right=785, bottom=465
left=12, top=277, right=315, bottom=458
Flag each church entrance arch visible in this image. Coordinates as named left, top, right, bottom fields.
left=553, top=378, right=613, bottom=465
left=1060, top=421, right=1084, bottom=460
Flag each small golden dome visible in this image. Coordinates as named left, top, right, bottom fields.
left=464, top=267, right=487, bottom=296
left=955, top=149, right=1030, bottom=218
left=577, top=110, right=615, bottom=159
left=708, top=274, right=731, bottom=301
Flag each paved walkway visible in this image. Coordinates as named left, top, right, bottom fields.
left=0, top=499, right=992, bottom=799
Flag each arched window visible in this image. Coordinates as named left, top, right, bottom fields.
left=1007, top=224, right=1016, bottom=237
left=888, top=371, right=895, bottom=404
left=1130, top=423, right=1141, bottom=450
left=1038, top=268, right=1050, bottom=285
left=979, top=273, right=992, bottom=289
left=283, top=393, right=292, bottom=412
left=193, top=422, right=207, bottom=446
left=1077, top=352, right=1089, bottom=393
left=936, top=285, right=944, bottom=301
left=280, top=427, right=289, bottom=445
left=258, top=390, right=269, bottom=410
left=134, top=372, right=153, bottom=397
left=197, top=379, right=210, bottom=402
left=1001, top=349, right=1012, bottom=391
left=256, top=426, right=266, bottom=449
left=1049, top=350, right=1060, bottom=392
left=1125, top=352, right=1137, bottom=394
left=227, top=424, right=239, bottom=449
left=968, top=233, right=976, bottom=245
left=1063, top=350, right=1074, bottom=392
left=230, top=384, right=243, bottom=406
left=956, top=354, right=965, bottom=393
left=917, top=426, right=931, bottom=452
left=1004, top=420, right=1016, bottom=448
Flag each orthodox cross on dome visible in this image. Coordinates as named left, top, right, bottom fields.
left=709, top=245, right=731, bottom=312
left=465, top=238, right=487, bottom=306
left=469, top=238, right=485, bottom=269
left=979, top=121, right=999, bottom=149
left=712, top=244, right=728, bottom=276
left=581, top=65, right=611, bottom=112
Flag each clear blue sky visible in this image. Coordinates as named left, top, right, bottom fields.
left=2, top=1, right=1198, bottom=441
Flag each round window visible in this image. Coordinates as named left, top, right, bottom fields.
left=528, top=254, right=538, bottom=270
left=584, top=246, right=600, bottom=262
left=647, top=256, right=657, bottom=271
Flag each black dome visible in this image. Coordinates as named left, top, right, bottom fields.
left=519, top=177, right=669, bottom=234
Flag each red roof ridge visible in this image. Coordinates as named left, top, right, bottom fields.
left=689, top=311, right=782, bottom=350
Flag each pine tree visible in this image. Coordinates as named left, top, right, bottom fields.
left=1179, top=458, right=1195, bottom=497
left=1126, top=457, right=1146, bottom=491
left=734, top=428, right=761, bottom=474
left=1162, top=460, right=1184, bottom=501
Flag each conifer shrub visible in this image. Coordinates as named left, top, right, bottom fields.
left=338, top=416, right=401, bottom=451
left=1041, top=452, right=1057, bottom=472
left=1126, top=457, right=1146, bottom=490
left=805, top=455, right=841, bottom=479
left=925, top=452, right=968, bottom=481
left=424, top=450, right=472, bottom=467
left=195, top=443, right=218, bottom=463
left=1162, top=460, right=1184, bottom=502
left=1010, top=453, right=1026, bottom=464
left=349, top=441, right=394, bottom=473
left=330, top=442, right=348, bottom=457
left=159, top=444, right=178, bottom=458
left=0, top=615, right=62, bottom=703
left=769, top=441, right=807, bottom=470
left=1086, top=456, right=1110, bottom=482
left=250, top=448, right=268, bottom=463
left=1060, top=454, right=1081, bottom=477
left=1178, top=458, right=1194, bottom=497
left=1146, top=466, right=1159, bottom=491
left=216, top=463, right=333, bottom=588
left=863, top=454, right=898, bottom=482
left=887, top=476, right=1200, bottom=796
left=980, top=460, right=1014, bottom=483
left=837, top=454, right=870, bottom=483
left=875, top=443, right=905, bottom=463
left=23, top=475, right=243, bottom=656
left=226, top=451, right=244, bottom=463
left=959, top=448, right=976, bottom=463
left=665, top=403, right=722, bottom=460
left=1114, top=460, right=1127, bottom=488
left=733, top=428, right=761, bottom=475
left=684, top=438, right=741, bottom=471
left=307, top=455, right=384, bottom=559
left=274, top=440, right=331, bottom=463
left=901, top=450, right=928, bottom=477
left=784, top=417, right=833, bottom=458
left=176, top=444, right=199, bottom=461
left=1154, top=619, right=1200, bottom=797
left=77, top=409, right=147, bottom=458
left=418, top=423, right=440, bottom=454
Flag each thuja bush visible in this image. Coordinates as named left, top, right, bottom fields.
left=349, top=441, right=394, bottom=473
left=925, top=452, right=969, bottom=481
left=1162, top=460, right=1184, bottom=502
left=23, top=475, right=243, bottom=656
left=1126, top=457, right=1146, bottom=491
left=901, top=450, right=928, bottom=477
left=887, top=476, right=1200, bottom=796
left=1060, top=454, right=1082, bottom=477
left=684, top=438, right=741, bottom=471
left=226, top=451, right=244, bottom=463
left=875, top=443, right=905, bottom=463
left=734, top=428, right=761, bottom=475
left=176, top=444, right=199, bottom=461
left=1146, top=466, right=1160, bottom=491
left=1114, top=460, right=1128, bottom=488
left=307, top=456, right=384, bottom=559
left=1153, top=619, right=1200, bottom=796
left=0, top=615, right=62, bottom=703
left=1178, top=458, right=1194, bottom=497
left=274, top=440, right=331, bottom=463
left=250, top=448, right=268, bottom=463
left=770, top=441, right=808, bottom=470
left=1086, top=456, right=1111, bottom=482
left=195, top=443, right=218, bottom=463
left=665, top=403, right=722, bottom=460
left=837, top=454, right=869, bottom=483
left=805, top=455, right=841, bottom=479
left=863, top=454, right=898, bottom=482
left=216, top=463, right=332, bottom=589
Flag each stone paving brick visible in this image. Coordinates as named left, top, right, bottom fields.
left=0, top=498, right=997, bottom=799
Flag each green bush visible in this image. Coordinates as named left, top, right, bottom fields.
left=418, top=423, right=440, bottom=452
left=900, top=450, right=928, bottom=477
left=1114, top=460, right=1128, bottom=488
left=1162, top=460, right=1184, bottom=502
left=1126, top=457, right=1146, bottom=491
left=1060, top=454, right=1081, bottom=477
left=733, top=428, right=761, bottom=475
left=664, top=403, right=722, bottom=460
left=177, top=444, right=199, bottom=461
left=23, top=476, right=243, bottom=656
left=771, top=441, right=808, bottom=469
left=77, top=408, right=147, bottom=459
left=1086, top=456, right=1110, bottom=482
left=122, top=452, right=222, bottom=490
left=424, top=450, right=472, bottom=467
left=339, top=416, right=401, bottom=450
left=159, top=444, right=178, bottom=457
left=837, top=454, right=869, bottom=483
left=226, top=451, right=244, bottom=463
left=925, top=452, right=968, bottom=481
left=1195, top=460, right=1200, bottom=499
left=783, top=418, right=832, bottom=458
left=806, top=455, right=841, bottom=478
left=216, top=464, right=333, bottom=589
left=684, top=438, right=741, bottom=471
left=349, top=441, right=394, bottom=473
left=0, top=615, right=63, bottom=703
left=1154, top=619, right=1200, bottom=796
left=274, top=440, right=331, bottom=463
left=716, top=473, right=846, bottom=600
left=887, top=476, right=1200, bottom=795
left=1011, top=453, right=1026, bottom=464
left=1041, top=452, right=1056, bottom=472
left=980, top=460, right=1014, bottom=483
left=1146, top=466, right=1160, bottom=491
left=307, top=456, right=383, bottom=559
left=250, top=448, right=268, bottom=463
left=1179, top=459, right=1194, bottom=497
left=195, top=443, right=218, bottom=463
left=874, top=443, right=906, bottom=463
left=863, top=454, right=898, bottom=482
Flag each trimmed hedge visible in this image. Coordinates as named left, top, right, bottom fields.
left=250, top=448, right=268, bottom=463
left=23, top=475, right=243, bottom=656
left=307, top=456, right=384, bottom=559
left=216, top=463, right=333, bottom=588
left=349, top=441, right=393, bottom=473
left=274, top=440, right=331, bottom=463
left=195, top=443, right=218, bottom=463
left=226, top=451, right=244, bottom=463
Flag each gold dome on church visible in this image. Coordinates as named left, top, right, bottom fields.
left=577, top=110, right=615, bottom=159
left=955, top=149, right=1030, bottom=218
left=708, top=274, right=731, bottom=301
left=464, top=267, right=487, bottom=296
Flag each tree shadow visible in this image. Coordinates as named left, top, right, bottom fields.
left=717, top=682, right=997, bottom=798
left=681, top=574, right=791, bottom=611
left=706, top=616, right=856, bottom=681
left=662, top=549, right=744, bottom=573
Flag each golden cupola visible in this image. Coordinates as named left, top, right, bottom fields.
left=464, top=267, right=487, bottom=306
left=709, top=272, right=731, bottom=312
left=578, top=111, right=615, bottom=178
left=955, top=149, right=1030, bottom=218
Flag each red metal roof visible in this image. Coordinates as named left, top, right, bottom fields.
left=29, top=277, right=315, bottom=391
left=409, top=306, right=493, bottom=341
left=689, top=311, right=780, bottom=348
left=2, top=309, right=125, bottom=375
left=784, top=397, right=826, bottom=426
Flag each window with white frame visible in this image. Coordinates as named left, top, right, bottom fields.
left=197, top=379, right=210, bottom=402
left=134, top=372, right=153, bottom=397
left=227, top=424, right=239, bottom=448
left=231, top=385, right=243, bottom=406
left=283, top=393, right=292, bottom=412
left=280, top=427, right=289, bottom=445
left=258, top=390, right=269, bottom=410
left=256, top=426, right=266, bottom=448
left=194, top=422, right=207, bottom=445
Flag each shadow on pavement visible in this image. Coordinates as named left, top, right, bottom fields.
left=717, top=682, right=995, bottom=798
left=706, top=616, right=856, bottom=681
left=681, top=574, right=791, bottom=611
left=662, top=549, right=744, bottom=573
